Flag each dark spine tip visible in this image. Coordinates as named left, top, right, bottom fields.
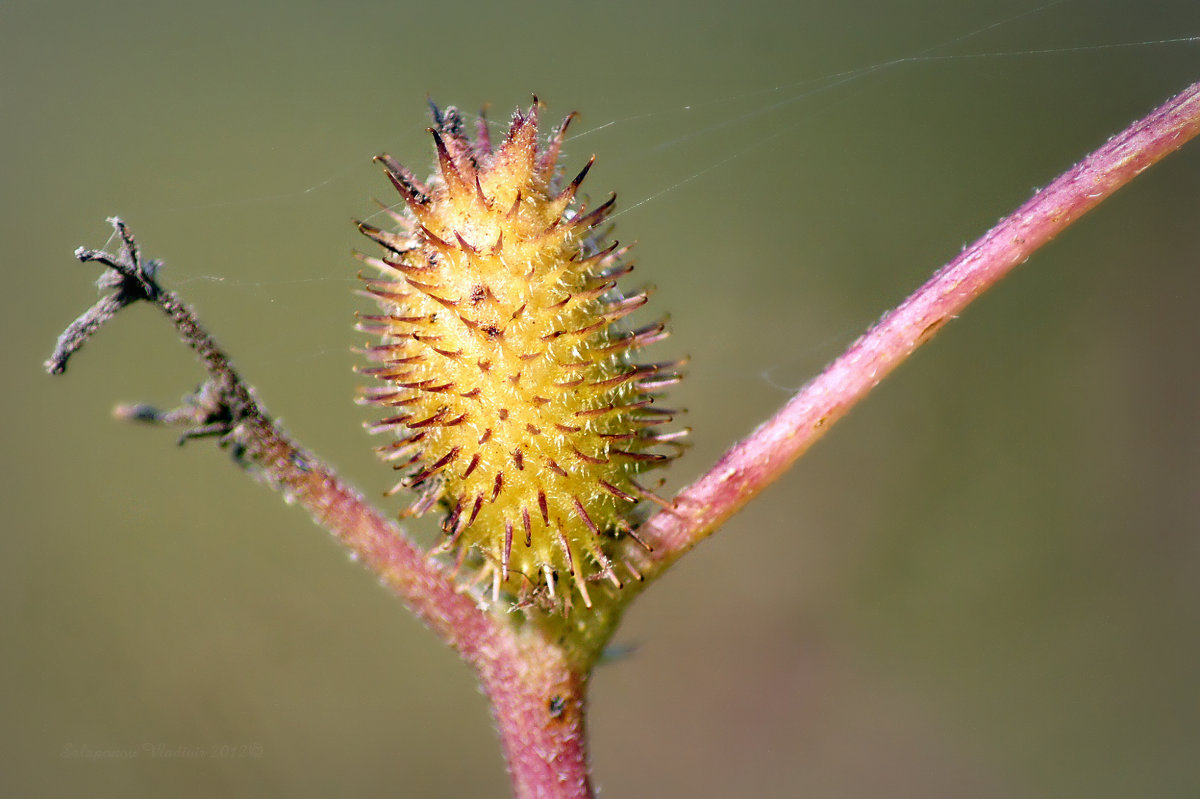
left=505, top=101, right=539, bottom=147
left=574, top=194, right=617, bottom=229
left=427, top=98, right=445, bottom=127
left=376, top=155, right=430, bottom=207
left=558, top=155, right=595, bottom=203
left=539, top=111, right=579, bottom=178
left=556, top=111, right=578, bottom=138
left=570, top=155, right=595, bottom=189
left=429, top=128, right=466, bottom=188
left=526, top=95, right=541, bottom=128
left=624, top=524, right=654, bottom=553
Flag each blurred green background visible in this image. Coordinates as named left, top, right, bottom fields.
left=4, top=0, right=1199, bottom=796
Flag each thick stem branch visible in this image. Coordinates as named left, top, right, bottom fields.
left=479, top=641, right=593, bottom=799
left=636, top=80, right=1200, bottom=573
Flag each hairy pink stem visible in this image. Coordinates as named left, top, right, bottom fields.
left=477, top=645, right=593, bottom=799
left=639, top=80, right=1200, bottom=569
left=255, top=430, right=593, bottom=797
left=246, top=423, right=498, bottom=652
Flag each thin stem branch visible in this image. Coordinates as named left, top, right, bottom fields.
left=46, top=216, right=594, bottom=797
left=636, top=80, right=1200, bottom=574
left=46, top=218, right=494, bottom=654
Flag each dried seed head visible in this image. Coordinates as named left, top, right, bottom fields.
left=358, top=99, right=684, bottom=610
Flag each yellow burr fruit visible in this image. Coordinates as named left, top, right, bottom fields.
left=356, top=100, right=684, bottom=610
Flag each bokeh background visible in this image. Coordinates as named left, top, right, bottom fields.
left=4, top=0, right=1199, bottom=796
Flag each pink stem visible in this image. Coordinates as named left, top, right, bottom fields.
left=245, top=422, right=496, bottom=652
left=250, top=422, right=595, bottom=797
left=478, top=649, right=594, bottom=799
left=638, top=80, right=1200, bottom=570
